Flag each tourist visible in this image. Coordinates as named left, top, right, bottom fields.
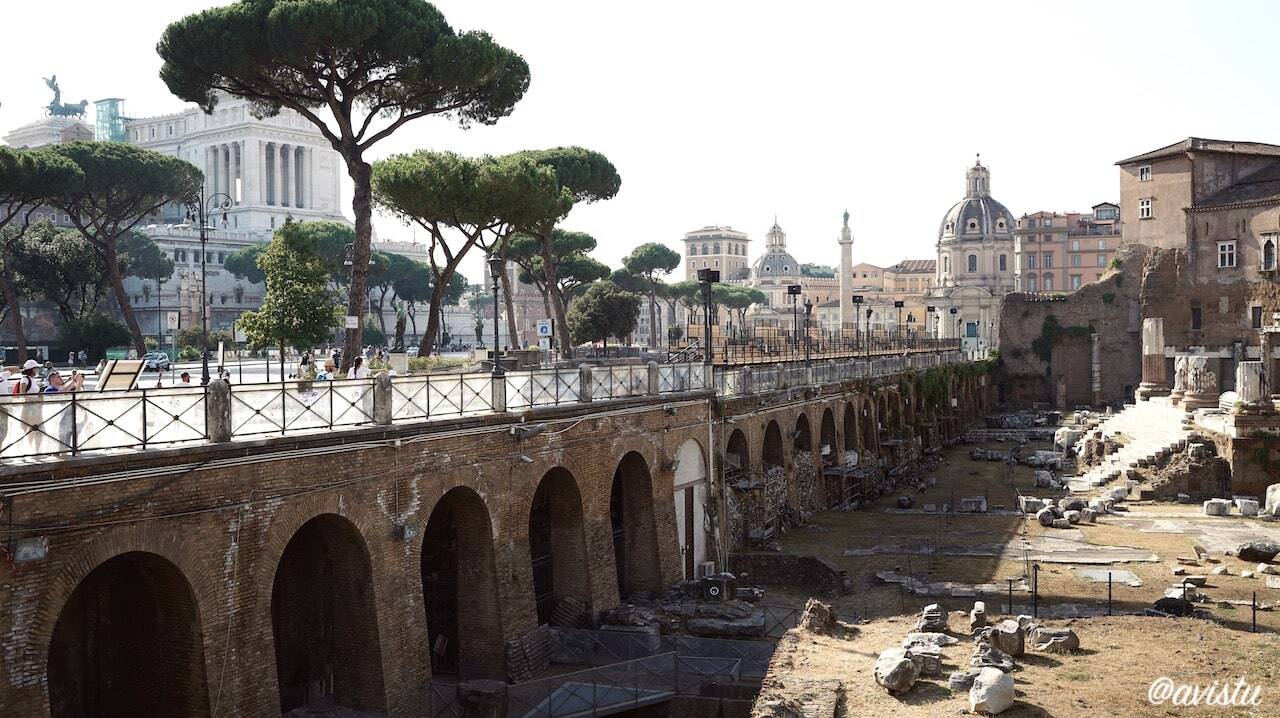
left=316, top=359, right=337, bottom=380
left=12, top=360, right=40, bottom=395
left=347, top=356, right=368, bottom=379
left=0, top=367, right=10, bottom=396
left=179, top=371, right=192, bottom=385
left=77, top=350, right=87, bottom=367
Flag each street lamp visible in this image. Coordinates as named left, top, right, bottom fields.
left=864, top=306, right=873, bottom=359
left=893, top=300, right=905, bottom=349
left=851, top=295, right=864, bottom=354
left=949, top=307, right=961, bottom=351
left=788, top=284, right=802, bottom=355
left=183, top=188, right=233, bottom=385
left=487, top=254, right=505, bottom=376
left=926, top=305, right=937, bottom=345
left=697, top=268, right=720, bottom=365
left=803, top=298, right=813, bottom=365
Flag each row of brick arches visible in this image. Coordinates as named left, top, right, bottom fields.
left=43, top=450, right=675, bottom=716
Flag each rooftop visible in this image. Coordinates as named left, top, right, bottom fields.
left=1116, top=137, right=1280, bottom=165
left=1192, top=159, right=1280, bottom=211
left=885, top=259, right=936, bottom=274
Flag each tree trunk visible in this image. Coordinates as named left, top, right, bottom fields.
left=342, top=156, right=373, bottom=372
left=647, top=286, right=658, bottom=350
left=498, top=256, right=520, bottom=350
left=0, top=272, right=27, bottom=363
left=408, top=304, right=418, bottom=340
left=536, top=230, right=572, bottom=359
left=105, top=240, right=146, bottom=357
left=375, top=290, right=388, bottom=334
left=418, top=276, right=449, bottom=355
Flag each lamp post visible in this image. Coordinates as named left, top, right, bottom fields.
left=865, top=306, right=873, bottom=359
left=487, top=254, right=504, bottom=376
left=893, top=300, right=905, bottom=350
left=788, top=284, right=802, bottom=357
left=926, top=305, right=936, bottom=346
left=698, top=268, right=720, bottom=365
left=803, top=299, right=813, bottom=365
left=183, top=188, right=233, bottom=385
left=851, top=294, right=863, bottom=355
left=949, top=306, right=961, bottom=351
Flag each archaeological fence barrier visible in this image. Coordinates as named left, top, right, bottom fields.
left=0, top=349, right=975, bottom=463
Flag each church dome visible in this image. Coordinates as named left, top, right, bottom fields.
left=938, top=157, right=1015, bottom=240
left=751, top=220, right=800, bottom=280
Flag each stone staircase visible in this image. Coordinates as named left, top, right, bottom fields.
left=1067, top=397, right=1192, bottom=492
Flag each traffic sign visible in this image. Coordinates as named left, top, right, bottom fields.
left=166, top=311, right=179, bottom=330
left=536, top=319, right=554, bottom=337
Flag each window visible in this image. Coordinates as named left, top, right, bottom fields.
left=1098, top=239, right=1106, bottom=250
left=1138, top=165, right=1152, bottom=182
left=1071, top=254, right=1082, bottom=268
left=1097, top=254, right=1108, bottom=267
left=1070, top=275, right=1082, bottom=290
left=1043, top=274, right=1054, bottom=291
left=942, top=256, right=950, bottom=274
left=1026, top=276, right=1037, bottom=292
left=1217, top=240, right=1237, bottom=268
left=1043, top=253, right=1054, bottom=269
left=713, top=242, right=720, bottom=254
left=999, top=254, right=1007, bottom=272
left=967, top=254, right=977, bottom=272
left=1139, top=198, right=1152, bottom=219
left=1026, top=254, right=1036, bottom=269
left=701, top=243, right=709, bottom=255
left=1071, top=239, right=1080, bottom=251
left=966, top=220, right=978, bottom=232
left=1191, top=306, right=1202, bottom=330
left=1252, top=306, right=1264, bottom=329
left=689, top=245, right=697, bottom=256
left=1263, top=234, right=1278, bottom=271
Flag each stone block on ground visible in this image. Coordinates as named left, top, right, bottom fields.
left=970, top=642, right=1015, bottom=672
left=1081, top=508, right=1097, bottom=523
left=796, top=597, right=857, bottom=638
left=1064, top=509, right=1082, bottom=525
left=1058, top=498, right=1086, bottom=512
left=988, top=619, right=1024, bottom=657
left=914, top=603, right=947, bottom=632
left=1238, top=499, right=1260, bottom=517
left=874, top=647, right=920, bottom=694
left=1235, top=541, right=1280, bottom=562
left=1051, top=518, right=1071, bottom=529
left=1036, top=507, right=1055, bottom=527
left=901, top=632, right=959, bottom=651
left=969, top=601, right=987, bottom=631
left=1203, top=499, right=1231, bottom=516
left=1031, top=627, right=1080, bottom=653
left=1258, top=564, right=1279, bottom=575
left=948, top=668, right=982, bottom=692
left=960, top=495, right=988, bottom=513
left=1018, top=496, right=1044, bottom=514
left=1266, top=483, right=1280, bottom=516
left=969, top=667, right=1015, bottom=715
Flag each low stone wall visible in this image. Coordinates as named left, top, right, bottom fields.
left=728, top=553, right=849, bottom=595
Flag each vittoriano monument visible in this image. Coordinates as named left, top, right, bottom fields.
left=42, top=75, right=88, bottom=118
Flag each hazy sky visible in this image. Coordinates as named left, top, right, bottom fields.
left=3, top=0, right=1277, bottom=283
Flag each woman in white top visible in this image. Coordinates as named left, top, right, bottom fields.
left=13, top=360, right=41, bottom=395
left=347, top=356, right=369, bottom=379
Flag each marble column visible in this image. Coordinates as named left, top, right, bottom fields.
left=222, top=143, right=232, bottom=202
left=1235, top=361, right=1271, bottom=414
left=242, top=140, right=257, bottom=207
left=1135, top=317, right=1169, bottom=400
left=272, top=142, right=283, bottom=207
left=294, top=146, right=304, bottom=208
left=280, top=143, right=291, bottom=208
left=307, top=146, right=316, bottom=211
left=1261, top=328, right=1280, bottom=400
left=210, top=145, right=221, bottom=197
left=1181, top=355, right=1219, bottom=412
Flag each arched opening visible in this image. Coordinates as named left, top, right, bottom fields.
left=49, top=552, right=210, bottom=718
left=611, top=452, right=662, bottom=598
left=762, top=421, right=785, bottom=470
left=819, top=409, right=837, bottom=470
left=271, top=514, right=386, bottom=713
left=861, top=402, right=878, bottom=454
left=529, top=468, right=591, bottom=626
left=842, top=403, right=857, bottom=456
left=673, top=439, right=710, bottom=579
left=726, top=428, right=750, bottom=477
left=422, top=487, right=503, bottom=678
left=793, top=414, right=812, bottom=454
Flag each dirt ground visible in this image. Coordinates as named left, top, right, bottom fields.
left=761, top=613, right=1279, bottom=717
left=762, top=440, right=1280, bottom=634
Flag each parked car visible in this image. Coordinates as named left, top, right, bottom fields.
left=142, top=351, right=171, bottom=372
left=407, top=345, right=420, bottom=357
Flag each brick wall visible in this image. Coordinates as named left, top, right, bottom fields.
left=1, top=368, right=986, bottom=717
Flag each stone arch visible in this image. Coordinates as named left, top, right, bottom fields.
left=861, top=399, right=878, bottom=454
left=762, top=420, right=785, bottom=469
left=725, top=428, right=750, bottom=476
left=49, top=551, right=211, bottom=718
left=842, top=402, right=858, bottom=454
left=673, top=438, right=710, bottom=579
left=528, top=468, right=592, bottom=626
left=611, top=452, right=663, bottom=597
left=271, top=513, right=387, bottom=713
left=422, top=486, right=504, bottom=679
left=819, top=408, right=837, bottom=469
left=793, top=413, right=813, bottom=454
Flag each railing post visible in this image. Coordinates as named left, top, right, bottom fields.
left=704, top=363, right=715, bottom=391
left=373, top=373, right=393, bottom=425
left=647, top=361, right=660, bottom=396
left=206, top=379, right=232, bottom=443
left=578, top=365, right=594, bottom=403
left=742, top=367, right=753, bottom=394
left=492, top=373, right=507, bottom=414
left=775, top=362, right=786, bottom=389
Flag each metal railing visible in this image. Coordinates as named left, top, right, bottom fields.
left=0, top=348, right=977, bottom=463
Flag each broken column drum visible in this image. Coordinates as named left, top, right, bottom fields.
left=1235, top=360, right=1271, bottom=414
left=1181, top=356, right=1219, bottom=411
left=1169, top=355, right=1188, bottom=406
left=1136, top=317, right=1169, bottom=400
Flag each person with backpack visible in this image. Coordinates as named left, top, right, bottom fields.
left=13, top=360, right=40, bottom=395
